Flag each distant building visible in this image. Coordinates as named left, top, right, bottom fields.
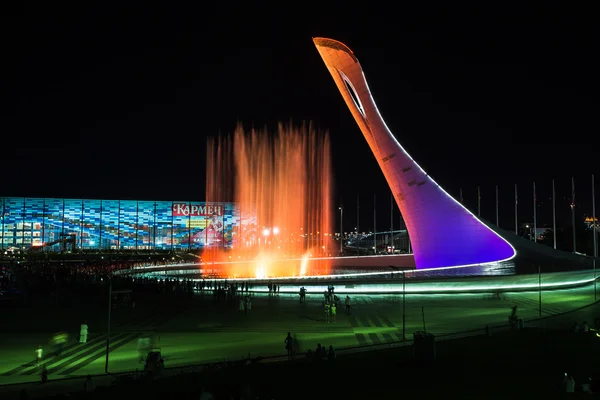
left=584, top=216, right=598, bottom=231
left=520, top=222, right=551, bottom=241
left=0, top=197, right=241, bottom=251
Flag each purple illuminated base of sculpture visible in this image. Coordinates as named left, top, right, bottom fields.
left=409, top=203, right=515, bottom=270
left=398, top=168, right=516, bottom=269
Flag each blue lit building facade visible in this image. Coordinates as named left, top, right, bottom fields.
left=0, top=197, right=243, bottom=251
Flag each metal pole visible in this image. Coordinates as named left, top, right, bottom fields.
left=170, top=201, right=174, bottom=252
left=41, top=198, right=46, bottom=251
left=105, top=279, right=112, bottom=373
left=495, top=185, right=499, bottom=227
left=552, top=180, right=557, bottom=250
left=61, top=198, right=65, bottom=237
left=339, top=206, right=343, bottom=255
left=459, top=188, right=463, bottom=204
left=356, top=195, right=359, bottom=256
left=117, top=200, right=121, bottom=250
left=373, top=194, right=377, bottom=255
left=136, top=201, right=140, bottom=251
left=80, top=200, right=84, bottom=249
left=514, top=184, right=518, bottom=235
left=593, top=174, right=597, bottom=301
left=1, top=197, right=4, bottom=251
left=572, top=177, right=576, bottom=253
left=153, top=202, right=157, bottom=250
left=99, top=199, right=103, bottom=251
left=402, top=271, right=406, bottom=340
left=390, top=195, right=394, bottom=253
left=205, top=203, right=209, bottom=250
left=477, top=186, right=481, bottom=217
left=538, top=265, right=542, bottom=317
left=21, top=198, right=26, bottom=251
left=593, top=174, right=597, bottom=258
left=421, top=306, right=426, bottom=333
left=533, top=182, right=537, bottom=243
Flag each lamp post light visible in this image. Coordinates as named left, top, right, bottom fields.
left=339, top=206, right=343, bottom=255
left=262, top=228, right=270, bottom=249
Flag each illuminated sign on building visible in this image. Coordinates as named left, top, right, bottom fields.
left=171, top=203, right=224, bottom=217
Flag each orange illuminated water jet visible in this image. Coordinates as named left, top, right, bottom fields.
left=203, top=123, right=334, bottom=278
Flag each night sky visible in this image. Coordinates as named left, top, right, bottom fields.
left=2, top=3, right=597, bottom=230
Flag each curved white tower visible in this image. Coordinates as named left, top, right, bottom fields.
left=314, top=37, right=515, bottom=269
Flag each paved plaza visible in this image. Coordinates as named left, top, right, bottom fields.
left=1, top=282, right=597, bottom=387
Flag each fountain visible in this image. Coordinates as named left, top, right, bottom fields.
left=202, top=122, right=334, bottom=278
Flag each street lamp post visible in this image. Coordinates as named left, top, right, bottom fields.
left=402, top=271, right=406, bottom=341
left=339, top=207, right=343, bottom=255
left=105, top=279, right=112, bottom=373
left=106, top=284, right=132, bottom=373
left=538, top=265, right=542, bottom=317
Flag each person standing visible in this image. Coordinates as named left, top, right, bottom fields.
left=52, top=332, right=68, bottom=356
left=84, top=375, right=96, bottom=393
left=35, top=345, right=43, bottom=367
left=331, top=302, right=337, bottom=323
left=80, top=321, right=88, bottom=344
left=345, top=295, right=351, bottom=315
left=284, top=332, right=293, bottom=360
left=564, top=375, right=576, bottom=393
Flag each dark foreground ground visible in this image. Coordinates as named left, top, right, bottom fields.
left=7, top=326, right=600, bottom=399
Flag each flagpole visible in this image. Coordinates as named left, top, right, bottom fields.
left=356, top=194, right=360, bottom=256
left=477, top=186, right=481, bottom=217
left=593, top=174, right=597, bottom=259
left=533, top=181, right=537, bottom=243
left=495, top=185, right=499, bottom=227
left=552, top=179, right=557, bottom=250
left=390, top=194, right=394, bottom=253
left=514, top=184, right=518, bottom=235
left=592, top=174, right=596, bottom=301
left=572, top=177, right=576, bottom=253
left=373, top=193, right=377, bottom=255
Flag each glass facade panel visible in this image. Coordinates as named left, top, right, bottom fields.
left=137, top=201, right=155, bottom=250
left=155, top=201, right=173, bottom=251
left=2, top=197, right=24, bottom=247
left=101, top=200, right=119, bottom=250
left=171, top=201, right=190, bottom=251
left=82, top=199, right=102, bottom=249
left=118, top=201, right=137, bottom=249
left=24, top=198, right=44, bottom=247
left=63, top=199, right=83, bottom=237
left=44, top=198, right=64, bottom=247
